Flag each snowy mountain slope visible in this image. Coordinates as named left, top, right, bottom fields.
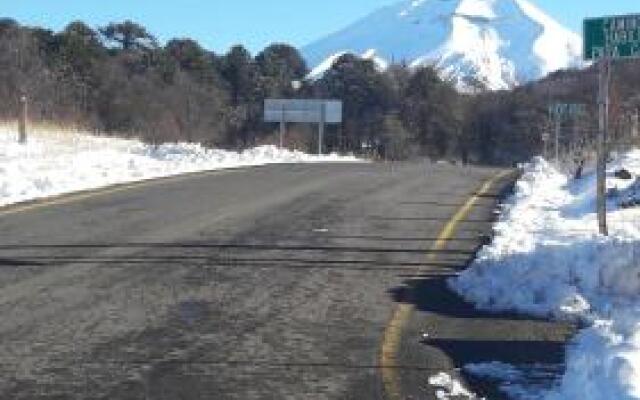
left=307, top=49, right=388, bottom=80
left=302, top=0, right=583, bottom=90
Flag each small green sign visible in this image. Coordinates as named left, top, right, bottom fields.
left=549, top=103, right=586, bottom=118
left=584, top=14, right=640, bottom=60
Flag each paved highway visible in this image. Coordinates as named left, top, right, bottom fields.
left=0, top=162, right=572, bottom=399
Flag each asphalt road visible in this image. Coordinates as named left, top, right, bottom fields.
left=0, top=162, right=573, bottom=400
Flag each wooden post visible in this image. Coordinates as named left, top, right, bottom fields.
left=18, top=95, right=27, bottom=144
left=597, top=57, right=610, bottom=236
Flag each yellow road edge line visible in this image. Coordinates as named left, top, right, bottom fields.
left=379, top=169, right=513, bottom=400
left=0, top=166, right=259, bottom=218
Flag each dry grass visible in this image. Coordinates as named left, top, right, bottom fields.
left=0, top=120, right=107, bottom=145
left=0, top=120, right=95, bottom=137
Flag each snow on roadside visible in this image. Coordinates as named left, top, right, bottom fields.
left=450, top=151, right=640, bottom=399
left=428, top=372, right=482, bottom=399
left=0, top=126, right=361, bottom=207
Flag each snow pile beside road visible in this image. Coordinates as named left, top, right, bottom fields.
left=428, top=372, right=479, bottom=399
left=450, top=152, right=640, bottom=399
left=0, top=126, right=360, bottom=207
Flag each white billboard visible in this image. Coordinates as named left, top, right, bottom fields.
left=264, top=99, right=343, bottom=124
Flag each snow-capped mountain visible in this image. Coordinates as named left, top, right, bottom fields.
left=302, top=0, right=583, bottom=90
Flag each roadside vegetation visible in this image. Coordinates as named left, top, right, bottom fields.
left=2, top=18, right=640, bottom=165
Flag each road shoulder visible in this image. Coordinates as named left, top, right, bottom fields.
left=390, top=171, right=577, bottom=399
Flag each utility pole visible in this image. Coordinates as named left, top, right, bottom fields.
left=18, top=95, right=28, bottom=144
left=597, top=56, right=610, bottom=236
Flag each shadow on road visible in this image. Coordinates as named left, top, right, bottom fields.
left=389, top=275, right=574, bottom=400
left=382, top=172, right=576, bottom=399
left=432, top=338, right=567, bottom=400
left=390, top=277, right=539, bottom=321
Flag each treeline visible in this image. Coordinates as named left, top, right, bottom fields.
left=1, top=18, right=640, bottom=165
left=468, top=59, right=640, bottom=166
left=0, top=19, right=306, bottom=148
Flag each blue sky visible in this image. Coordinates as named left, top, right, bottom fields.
left=3, top=0, right=640, bottom=54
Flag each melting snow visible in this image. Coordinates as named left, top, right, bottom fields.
left=451, top=151, right=640, bottom=399
left=0, top=126, right=360, bottom=207
left=429, top=372, right=482, bottom=399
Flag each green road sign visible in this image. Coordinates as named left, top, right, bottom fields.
left=549, top=103, right=586, bottom=118
left=584, top=14, right=640, bottom=60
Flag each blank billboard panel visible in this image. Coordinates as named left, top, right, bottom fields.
left=264, top=99, right=342, bottom=124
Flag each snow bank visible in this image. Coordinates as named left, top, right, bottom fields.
left=428, top=372, right=480, bottom=399
left=450, top=151, right=640, bottom=399
left=0, top=126, right=360, bottom=207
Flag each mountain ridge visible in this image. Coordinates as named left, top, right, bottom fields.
left=302, top=0, right=583, bottom=90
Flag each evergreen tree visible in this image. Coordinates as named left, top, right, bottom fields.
left=317, top=54, right=395, bottom=153
left=402, top=66, right=460, bottom=158
left=255, top=43, right=307, bottom=97
left=220, top=45, right=257, bottom=105
left=57, top=22, right=105, bottom=78
left=100, top=20, right=157, bottom=51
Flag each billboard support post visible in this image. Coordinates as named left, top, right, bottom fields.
left=318, top=103, right=326, bottom=155
left=279, top=105, right=285, bottom=149
left=264, top=99, right=342, bottom=155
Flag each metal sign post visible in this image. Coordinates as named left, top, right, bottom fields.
left=555, top=115, right=561, bottom=164
left=279, top=105, right=285, bottom=149
left=318, top=103, right=326, bottom=155
left=264, top=99, right=342, bottom=155
left=541, top=131, right=550, bottom=159
left=597, top=57, right=610, bottom=236
left=582, top=14, right=640, bottom=236
left=548, top=103, right=586, bottom=165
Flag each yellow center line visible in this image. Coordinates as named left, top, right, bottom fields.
left=379, top=170, right=513, bottom=400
